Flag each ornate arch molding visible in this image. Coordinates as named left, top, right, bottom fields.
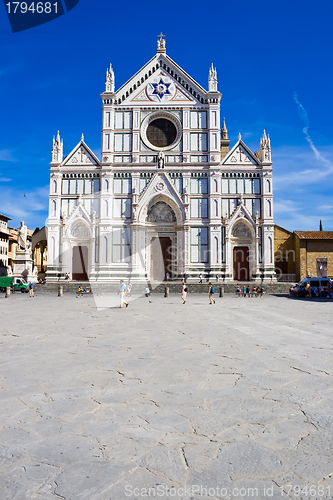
left=228, top=217, right=255, bottom=239
left=138, top=193, right=184, bottom=225
left=66, top=219, right=93, bottom=239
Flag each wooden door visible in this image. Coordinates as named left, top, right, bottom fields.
left=233, top=246, right=249, bottom=281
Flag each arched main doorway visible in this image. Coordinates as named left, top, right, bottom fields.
left=146, top=201, right=176, bottom=281
left=233, top=246, right=249, bottom=281
left=72, top=245, right=88, bottom=281
left=231, top=220, right=254, bottom=281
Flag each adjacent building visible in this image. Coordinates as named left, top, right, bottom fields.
left=0, top=214, right=11, bottom=276
left=47, top=37, right=274, bottom=282
left=275, top=226, right=333, bottom=281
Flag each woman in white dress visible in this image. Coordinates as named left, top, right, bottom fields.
left=181, top=282, right=187, bottom=304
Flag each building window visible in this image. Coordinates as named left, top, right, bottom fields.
left=115, top=111, right=132, bottom=129
left=172, top=176, right=183, bottom=194
left=190, top=198, right=208, bottom=218
left=113, top=178, right=132, bottom=194
left=112, top=227, right=131, bottom=263
left=139, top=177, right=151, bottom=193
left=214, top=199, right=218, bottom=217
left=190, top=227, right=208, bottom=263
left=190, top=178, right=208, bottom=194
left=114, top=133, right=132, bottom=152
left=190, top=133, right=207, bottom=152
left=267, top=199, right=272, bottom=217
left=113, top=199, right=131, bottom=219
left=253, top=178, right=261, bottom=194
left=190, top=111, right=207, bottom=129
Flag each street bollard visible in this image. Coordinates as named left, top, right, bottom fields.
left=219, top=286, right=224, bottom=297
left=58, top=286, right=63, bottom=297
left=164, top=286, right=169, bottom=297
left=5, top=287, right=10, bottom=298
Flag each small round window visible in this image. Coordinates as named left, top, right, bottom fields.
left=146, top=118, right=177, bottom=148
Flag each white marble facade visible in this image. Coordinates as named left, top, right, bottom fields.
left=47, top=36, right=274, bottom=282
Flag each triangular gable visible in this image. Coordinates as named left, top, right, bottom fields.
left=64, top=198, right=93, bottom=235
left=62, top=140, right=100, bottom=167
left=228, top=201, right=254, bottom=231
left=112, top=53, right=207, bottom=106
left=138, top=171, right=184, bottom=206
left=222, top=139, right=260, bottom=167
left=128, top=68, right=197, bottom=105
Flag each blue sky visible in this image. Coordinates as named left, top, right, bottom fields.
left=0, top=0, right=332, bottom=231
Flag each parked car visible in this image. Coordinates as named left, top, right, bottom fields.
left=0, top=276, right=29, bottom=293
left=292, top=277, right=332, bottom=297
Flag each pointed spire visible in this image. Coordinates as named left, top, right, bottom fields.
left=238, top=132, right=242, bottom=141
left=105, top=64, right=115, bottom=92
left=51, top=131, right=63, bottom=164
left=157, top=32, right=166, bottom=53
left=81, top=133, right=84, bottom=142
left=220, top=118, right=230, bottom=158
left=221, top=117, right=228, bottom=140
left=260, top=129, right=271, bottom=163
left=208, top=63, right=218, bottom=92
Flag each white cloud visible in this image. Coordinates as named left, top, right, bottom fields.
left=0, top=150, right=18, bottom=162
left=0, top=185, right=49, bottom=228
left=0, top=177, right=11, bottom=182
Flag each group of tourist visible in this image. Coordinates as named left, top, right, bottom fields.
left=236, top=285, right=264, bottom=297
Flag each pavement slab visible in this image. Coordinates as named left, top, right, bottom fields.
left=0, top=292, right=332, bottom=499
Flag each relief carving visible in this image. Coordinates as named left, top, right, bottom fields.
left=232, top=222, right=252, bottom=238
left=147, top=201, right=176, bottom=223
left=71, top=222, right=90, bottom=238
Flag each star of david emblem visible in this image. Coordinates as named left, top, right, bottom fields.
left=151, top=79, right=171, bottom=100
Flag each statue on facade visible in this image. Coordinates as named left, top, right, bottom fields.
left=158, top=151, right=165, bottom=169
left=18, top=221, right=28, bottom=250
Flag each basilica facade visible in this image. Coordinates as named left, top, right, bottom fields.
left=47, top=37, right=274, bottom=282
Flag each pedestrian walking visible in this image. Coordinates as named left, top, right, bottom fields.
left=144, top=286, right=150, bottom=298
left=181, top=281, right=187, bottom=304
left=216, top=274, right=219, bottom=282
left=183, top=272, right=187, bottom=283
left=118, top=280, right=129, bottom=308
left=28, top=281, right=34, bottom=297
left=208, top=282, right=215, bottom=304
left=125, top=280, right=132, bottom=297
left=199, top=273, right=203, bottom=284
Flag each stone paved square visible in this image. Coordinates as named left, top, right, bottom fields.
left=0, top=292, right=332, bottom=500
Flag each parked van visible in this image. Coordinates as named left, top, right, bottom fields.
left=0, top=276, right=29, bottom=293
left=292, top=277, right=332, bottom=296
